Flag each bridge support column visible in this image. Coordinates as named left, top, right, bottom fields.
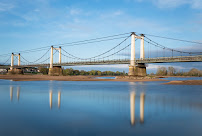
left=136, top=63, right=147, bottom=77
left=59, top=46, right=61, bottom=64
left=10, top=53, right=14, bottom=70
left=18, top=53, right=20, bottom=66
left=48, top=66, right=62, bottom=76
left=8, top=68, right=23, bottom=75
left=48, top=46, right=62, bottom=76
left=50, top=46, right=53, bottom=69
left=140, top=34, right=145, bottom=60
left=128, top=32, right=136, bottom=76
left=129, top=33, right=147, bottom=77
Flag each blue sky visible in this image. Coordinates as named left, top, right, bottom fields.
left=0, top=0, right=202, bottom=73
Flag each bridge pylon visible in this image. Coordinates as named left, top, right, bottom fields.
left=128, top=33, right=146, bottom=76
left=48, top=46, right=63, bottom=76
left=8, top=53, right=23, bottom=74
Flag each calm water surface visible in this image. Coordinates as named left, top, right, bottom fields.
left=0, top=79, right=202, bottom=136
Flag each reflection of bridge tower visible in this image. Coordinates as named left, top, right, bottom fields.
left=9, top=86, right=20, bottom=101
left=48, top=46, right=62, bottom=76
left=140, top=93, right=145, bottom=123
left=8, top=53, right=23, bottom=74
left=130, top=91, right=136, bottom=125
left=10, top=86, right=13, bottom=101
left=129, top=33, right=146, bottom=76
left=49, top=90, right=52, bottom=109
left=17, top=87, right=20, bottom=101
left=58, top=91, right=61, bottom=108
left=130, top=92, right=145, bottom=125
left=49, top=90, right=61, bottom=109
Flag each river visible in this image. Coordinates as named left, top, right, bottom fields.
left=0, top=78, right=202, bottom=136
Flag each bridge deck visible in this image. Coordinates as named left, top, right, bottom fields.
left=0, top=55, right=202, bottom=68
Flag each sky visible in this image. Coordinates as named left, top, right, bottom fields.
left=0, top=0, right=202, bottom=73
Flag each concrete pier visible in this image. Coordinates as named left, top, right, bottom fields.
left=129, top=64, right=146, bottom=77
left=8, top=68, right=23, bottom=75
left=48, top=66, right=62, bottom=76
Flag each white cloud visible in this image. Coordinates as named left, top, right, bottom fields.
left=191, top=0, right=202, bottom=9
left=99, top=10, right=124, bottom=19
left=135, top=0, right=202, bottom=9
left=69, top=8, right=82, bottom=15
left=152, top=0, right=189, bottom=9
left=0, top=2, right=14, bottom=12
left=34, top=9, right=40, bottom=12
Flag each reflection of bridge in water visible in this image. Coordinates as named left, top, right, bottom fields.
left=10, top=86, right=20, bottom=101
left=9, top=86, right=202, bottom=125
left=49, top=90, right=61, bottom=109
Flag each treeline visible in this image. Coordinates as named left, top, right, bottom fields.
left=39, top=67, right=127, bottom=76
left=62, top=68, right=127, bottom=76
left=155, top=67, right=202, bottom=76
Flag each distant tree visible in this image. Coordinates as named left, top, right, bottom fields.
left=156, top=67, right=167, bottom=76
left=74, top=70, right=80, bottom=75
left=97, top=71, right=102, bottom=76
left=167, top=67, right=176, bottom=76
left=39, top=68, right=49, bottom=75
left=80, top=70, right=86, bottom=75
left=187, top=68, right=202, bottom=76
left=61, top=68, right=128, bottom=76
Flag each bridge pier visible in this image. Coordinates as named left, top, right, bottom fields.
left=129, top=64, right=146, bottom=77
left=48, top=66, right=62, bottom=76
left=8, top=68, right=23, bottom=75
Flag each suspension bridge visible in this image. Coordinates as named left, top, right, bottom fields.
left=0, top=32, right=202, bottom=76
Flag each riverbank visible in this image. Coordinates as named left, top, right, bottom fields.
left=0, top=75, right=166, bottom=82
left=163, top=80, right=202, bottom=85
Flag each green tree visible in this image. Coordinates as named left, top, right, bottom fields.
left=156, top=67, right=167, bottom=76
left=39, top=68, right=49, bottom=75
left=168, top=67, right=176, bottom=76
